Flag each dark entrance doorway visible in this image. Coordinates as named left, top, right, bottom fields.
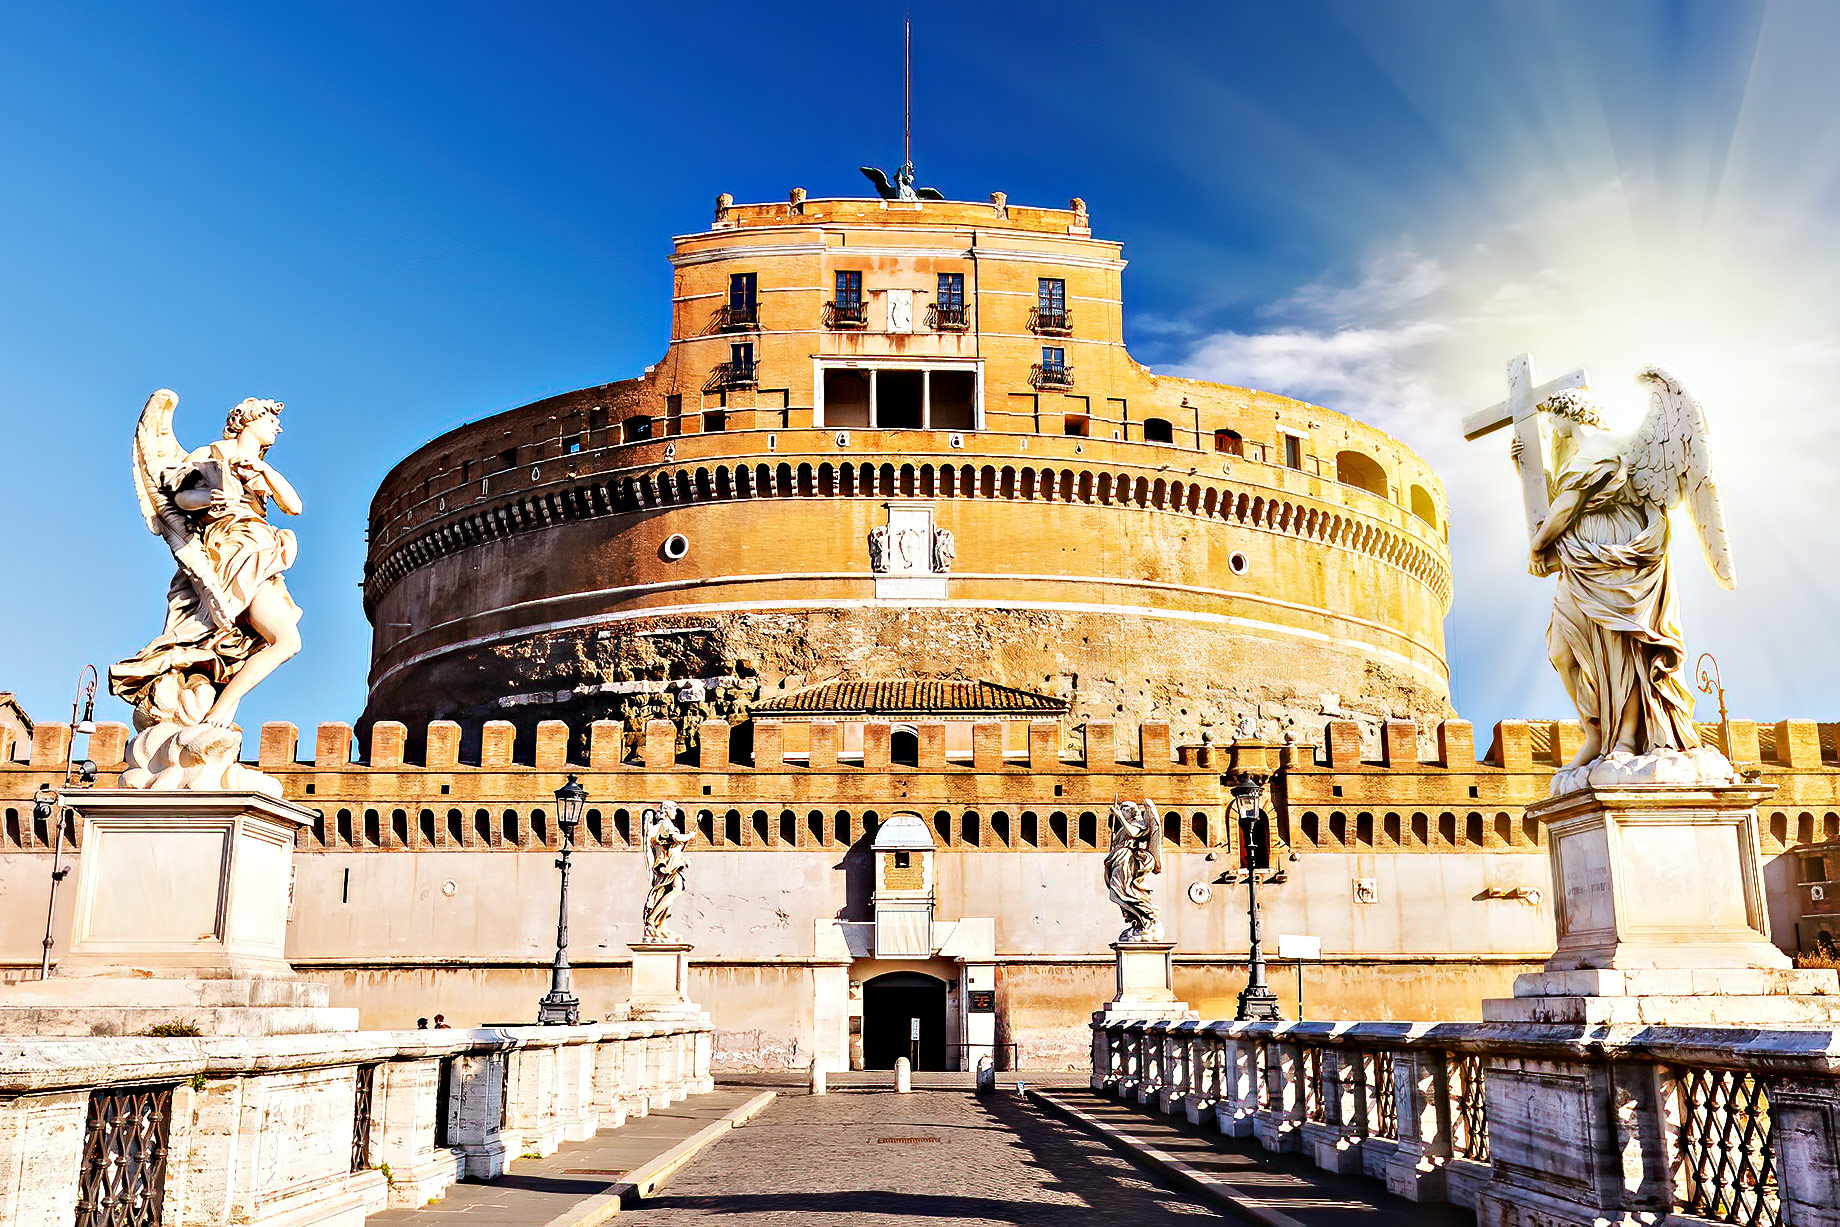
left=862, top=971, right=947, bottom=1070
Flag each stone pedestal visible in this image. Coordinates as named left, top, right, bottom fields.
left=1091, top=942, right=1196, bottom=1092
left=1094, top=942, right=1195, bottom=1024
left=0, top=789, right=357, bottom=1036
left=1482, top=783, right=1840, bottom=1026
left=619, top=943, right=709, bottom=1023
left=1478, top=782, right=1840, bottom=1227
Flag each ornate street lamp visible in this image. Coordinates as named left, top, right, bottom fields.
left=38, top=665, right=98, bottom=980
left=1230, top=769, right=1283, bottom=1021
left=537, top=774, right=587, bottom=1025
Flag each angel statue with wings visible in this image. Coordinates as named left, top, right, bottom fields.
left=108, top=390, right=303, bottom=793
left=642, top=800, right=695, bottom=943
left=1104, top=798, right=1164, bottom=943
left=1510, top=365, right=1737, bottom=795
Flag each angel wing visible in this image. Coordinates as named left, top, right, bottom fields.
left=131, top=389, right=235, bottom=628
left=859, top=165, right=895, bottom=199
left=915, top=187, right=945, bottom=200
left=1626, top=364, right=1736, bottom=589
left=1142, top=797, right=1163, bottom=875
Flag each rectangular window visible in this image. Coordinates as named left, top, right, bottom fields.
left=1038, top=278, right=1066, bottom=314
left=1064, top=414, right=1089, bottom=437
left=731, top=342, right=753, bottom=369
left=621, top=416, right=653, bottom=442
left=894, top=850, right=911, bottom=869
left=1042, top=346, right=1066, bottom=370
left=665, top=394, right=683, bottom=436
left=704, top=409, right=727, bottom=432
left=937, top=273, right=964, bottom=309
left=1284, top=434, right=1304, bottom=470
left=835, top=270, right=862, bottom=305
left=565, top=433, right=582, bottom=454
left=728, top=272, right=757, bottom=312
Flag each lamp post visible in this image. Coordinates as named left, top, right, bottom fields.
left=1230, top=769, right=1283, bottom=1021
left=1696, top=652, right=1733, bottom=758
left=537, top=774, right=586, bottom=1025
left=37, top=665, right=99, bottom=980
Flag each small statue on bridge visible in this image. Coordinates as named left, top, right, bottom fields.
left=1105, top=798, right=1164, bottom=943
left=642, top=800, right=695, bottom=943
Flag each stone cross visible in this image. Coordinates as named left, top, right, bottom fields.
left=1461, top=352, right=1589, bottom=540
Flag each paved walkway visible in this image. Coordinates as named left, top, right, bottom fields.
left=622, top=1084, right=1222, bottom=1224
left=1031, top=1089, right=1473, bottom=1227
left=371, top=1089, right=762, bottom=1226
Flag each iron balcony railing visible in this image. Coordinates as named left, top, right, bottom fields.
left=1031, top=363, right=1074, bottom=390
left=929, top=302, right=970, bottom=331
left=1029, top=306, right=1072, bottom=335
left=825, top=300, right=868, bottom=329
left=717, top=303, right=758, bottom=331
left=713, top=359, right=757, bottom=389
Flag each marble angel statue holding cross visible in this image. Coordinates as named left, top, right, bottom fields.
left=1467, top=357, right=1737, bottom=795
left=109, top=390, right=304, bottom=795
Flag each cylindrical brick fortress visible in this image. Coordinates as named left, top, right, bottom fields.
left=361, top=194, right=1451, bottom=754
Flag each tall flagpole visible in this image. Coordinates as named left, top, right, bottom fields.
left=904, top=14, right=911, bottom=169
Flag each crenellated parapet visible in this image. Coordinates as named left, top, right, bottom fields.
left=5, top=716, right=1837, bottom=859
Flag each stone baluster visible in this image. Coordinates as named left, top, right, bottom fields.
left=443, top=1048, right=512, bottom=1180
left=1215, top=1033, right=1260, bottom=1137
left=1382, top=1048, right=1451, bottom=1202
left=1181, top=1025, right=1217, bottom=1125
left=1255, top=1038, right=1303, bottom=1153
left=1305, top=1045, right=1365, bottom=1174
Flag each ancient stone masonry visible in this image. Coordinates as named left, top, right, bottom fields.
left=358, top=193, right=1454, bottom=751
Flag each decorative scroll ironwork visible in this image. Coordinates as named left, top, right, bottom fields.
left=1673, top=1066, right=1780, bottom=1227
left=708, top=359, right=756, bottom=390
left=1449, top=1052, right=1490, bottom=1160
left=1363, top=1050, right=1398, bottom=1139
left=351, top=1064, right=377, bottom=1172
left=1030, top=362, right=1074, bottom=390
left=1028, top=306, right=1073, bottom=335
left=76, top=1085, right=173, bottom=1227
left=927, top=302, right=969, bottom=331
left=1301, top=1045, right=1325, bottom=1122
left=824, top=300, right=868, bottom=329
left=716, top=303, right=758, bottom=331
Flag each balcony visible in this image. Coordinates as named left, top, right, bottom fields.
left=1029, top=306, right=1072, bottom=336
left=928, top=302, right=970, bottom=332
left=711, top=359, right=757, bottom=390
left=1030, top=363, right=1075, bottom=390
left=716, top=303, right=758, bottom=332
left=825, top=300, right=868, bottom=329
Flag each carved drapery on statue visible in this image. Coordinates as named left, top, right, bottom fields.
left=642, top=800, right=694, bottom=942
left=109, top=390, right=304, bottom=795
left=1104, top=798, right=1163, bottom=943
left=1491, top=363, right=1737, bottom=795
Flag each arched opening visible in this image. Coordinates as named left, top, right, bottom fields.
left=890, top=727, right=920, bottom=767
left=1336, top=450, right=1389, bottom=498
left=1409, top=484, right=1437, bottom=527
left=1213, top=428, right=1243, bottom=456
left=861, top=971, right=948, bottom=1071
left=1142, top=417, right=1174, bottom=444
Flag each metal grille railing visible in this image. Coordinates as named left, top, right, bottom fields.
left=1673, top=1066, right=1780, bottom=1227
left=1030, top=363, right=1074, bottom=390
left=824, top=300, right=867, bottom=329
left=1449, top=1052, right=1489, bottom=1160
left=710, top=359, right=756, bottom=389
left=1364, top=1050, right=1398, bottom=1139
left=928, top=302, right=969, bottom=331
left=1301, top=1045, right=1325, bottom=1122
left=351, top=1064, right=377, bottom=1172
left=434, top=1056, right=455, bottom=1149
left=717, top=303, right=758, bottom=331
left=1028, top=306, right=1073, bottom=334
left=76, top=1085, right=173, bottom=1227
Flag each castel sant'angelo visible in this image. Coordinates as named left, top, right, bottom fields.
left=5, top=179, right=1839, bottom=1070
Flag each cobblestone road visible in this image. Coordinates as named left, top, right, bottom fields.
left=623, top=1086, right=1217, bottom=1224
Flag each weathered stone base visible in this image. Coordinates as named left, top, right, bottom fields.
left=0, top=976, right=357, bottom=1036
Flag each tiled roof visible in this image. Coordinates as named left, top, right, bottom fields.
left=752, top=679, right=1068, bottom=717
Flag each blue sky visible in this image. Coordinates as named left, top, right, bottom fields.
left=3, top=1, right=1837, bottom=740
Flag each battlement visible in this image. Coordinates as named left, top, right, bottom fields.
left=3, top=716, right=1836, bottom=860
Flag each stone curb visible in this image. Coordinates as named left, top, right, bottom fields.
left=1027, top=1089, right=1306, bottom=1227
left=538, top=1090, right=777, bottom=1227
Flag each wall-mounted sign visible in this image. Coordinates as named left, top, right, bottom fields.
left=968, top=990, right=995, bottom=1012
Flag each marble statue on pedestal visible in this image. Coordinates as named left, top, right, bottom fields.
left=642, top=800, right=694, bottom=942
left=1104, top=798, right=1163, bottom=943
left=1506, top=365, right=1737, bottom=795
left=109, top=390, right=303, bottom=795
